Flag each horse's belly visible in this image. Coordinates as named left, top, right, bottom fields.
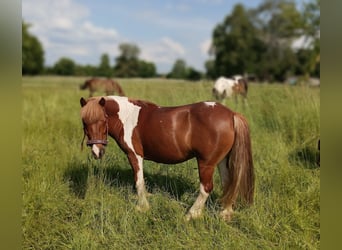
left=142, top=141, right=193, bottom=164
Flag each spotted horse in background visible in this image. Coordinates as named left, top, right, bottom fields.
left=212, top=75, right=248, bottom=105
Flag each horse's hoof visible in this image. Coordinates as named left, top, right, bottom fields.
left=185, top=210, right=202, bottom=221
left=219, top=210, right=233, bottom=222
left=185, top=213, right=192, bottom=222
left=136, top=202, right=150, bottom=212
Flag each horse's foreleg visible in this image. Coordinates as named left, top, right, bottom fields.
left=186, top=163, right=215, bottom=221
left=127, top=153, right=150, bottom=212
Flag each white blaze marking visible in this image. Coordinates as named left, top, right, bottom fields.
left=107, top=96, right=141, bottom=151
left=92, top=144, right=100, bottom=158
left=204, top=101, right=216, bottom=107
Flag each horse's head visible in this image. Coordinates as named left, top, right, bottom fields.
left=80, top=79, right=89, bottom=90
left=80, top=97, right=108, bottom=159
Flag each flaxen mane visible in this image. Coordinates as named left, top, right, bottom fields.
left=80, top=97, right=105, bottom=124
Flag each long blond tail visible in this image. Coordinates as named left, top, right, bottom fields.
left=222, top=113, right=254, bottom=206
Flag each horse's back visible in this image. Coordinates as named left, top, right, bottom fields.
left=137, top=101, right=235, bottom=163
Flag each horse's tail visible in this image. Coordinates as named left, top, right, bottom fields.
left=222, top=113, right=254, bottom=206
left=113, top=80, right=125, bottom=96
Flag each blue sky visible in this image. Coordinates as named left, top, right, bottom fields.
left=23, top=0, right=266, bottom=73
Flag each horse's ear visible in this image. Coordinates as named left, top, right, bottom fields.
left=99, top=97, right=106, bottom=107
left=80, top=97, right=87, bottom=107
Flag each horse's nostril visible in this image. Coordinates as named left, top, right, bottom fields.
left=99, top=148, right=105, bottom=158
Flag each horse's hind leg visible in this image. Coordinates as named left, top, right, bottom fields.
left=185, top=161, right=215, bottom=221
left=218, top=158, right=236, bottom=221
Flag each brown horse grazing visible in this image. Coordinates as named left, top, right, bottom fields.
left=212, top=76, right=248, bottom=105
left=80, top=78, right=125, bottom=97
left=80, top=96, right=254, bottom=221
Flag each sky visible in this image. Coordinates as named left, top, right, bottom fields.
left=22, top=0, right=267, bottom=74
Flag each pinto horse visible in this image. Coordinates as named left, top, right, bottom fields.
left=80, top=78, right=125, bottom=97
left=80, top=96, right=254, bottom=221
left=212, top=76, right=248, bottom=105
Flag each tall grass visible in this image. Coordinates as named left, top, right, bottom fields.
left=22, top=76, right=320, bottom=249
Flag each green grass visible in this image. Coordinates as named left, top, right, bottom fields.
left=22, top=76, right=320, bottom=249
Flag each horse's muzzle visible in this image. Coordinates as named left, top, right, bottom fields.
left=91, top=144, right=106, bottom=159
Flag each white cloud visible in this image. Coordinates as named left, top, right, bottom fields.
left=22, top=0, right=120, bottom=65
left=161, top=37, right=185, bottom=55
left=165, top=3, right=191, bottom=12
left=292, top=35, right=314, bottom=50
left=141, top=37, right=185, bottom=65
left=22, top=0, right=212, bottom=72
left=200, top=39, right=212, bottom=56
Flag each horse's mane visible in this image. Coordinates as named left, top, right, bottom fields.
left=80, top=97, right=106, bottom=123
left=131, top=99, right=159, bottom=109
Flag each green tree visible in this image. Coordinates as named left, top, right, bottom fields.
left=138, top=60, right=157, bottom=78
left=75, top=64, right=98, bottom=76
left=204, top=60, right=216, bottom=79
left=53, top=57, right=76, bottom=75
left=22, top=22, right=44, bottom=75
left=251, top=0, right=303, bottom=81
left=97, top=53, right=112, bottom=77
left=300, top=0, right=320, bottom=77
left=186, top=67, right=202, bottom=81
left=114, top=43, right=140, bottom=77
left=167, top=59, right=188, bottom=79
left=210, top=4, right=265, bottom=79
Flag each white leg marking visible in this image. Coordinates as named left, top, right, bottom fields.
left=186, top=184, right=209, bottom=220
left=136, top=155, right=145, bottom=190
left=135, top=155, right=149, bottom=211
left=92, top=145, right=100, bottom=158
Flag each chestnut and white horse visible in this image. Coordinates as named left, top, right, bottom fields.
left=212, top=76, right=248, bottom=105
left=80, top=96, right=254, bottom=221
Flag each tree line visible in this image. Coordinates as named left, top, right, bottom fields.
left=22, top=0, right=319, bottom=82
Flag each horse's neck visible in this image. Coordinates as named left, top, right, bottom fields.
left=106, top=100, right=143, bottom=141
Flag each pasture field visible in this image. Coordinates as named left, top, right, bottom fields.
left=22, top=76, right=320, bottom=249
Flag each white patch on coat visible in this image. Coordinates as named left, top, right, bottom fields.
left=213, top=77, right=236, bottom=98
left=204, top=101, right=216, bottom=107
left=107, top=96, right=141, bottom=151
left=92, top=144, right=100, bottom=158
left=232, top=75, right=243, bottom=81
